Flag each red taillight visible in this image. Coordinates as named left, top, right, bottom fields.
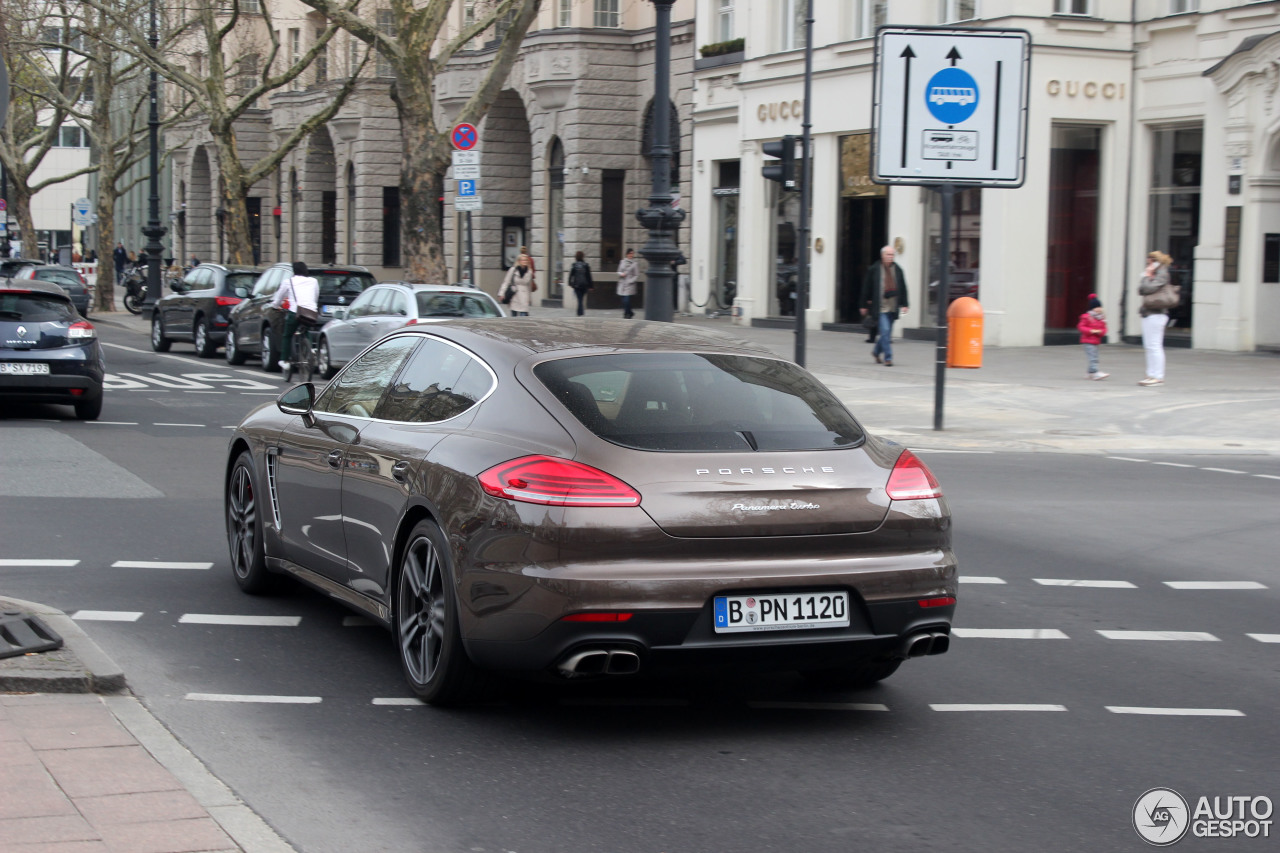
left=477, top=456, right=642, bottom=507
left=560, top=612, right=634, bottom=622
left=67, top=321, right=96, bottom=341
left=215, top=296, right=242, bottom=306
left=919, top=596, right=956, bottom=608
left=0, top=287, right=32, bottom=294
left=404, top=318, right=418, bottom=325
left=885, top=450, right=942, bottom=500
left=78, top=272, right=87, bottom=284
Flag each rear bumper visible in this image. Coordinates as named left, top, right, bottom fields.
left=0, top=371, right=103, bottom=403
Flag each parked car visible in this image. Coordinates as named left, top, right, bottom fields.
left=226, top=263, right=375, bottom=371
left=149, top=263, right=262, bottom=356
left=927, top=269, right=980, bottom=306
left=11, top=265, right=93, bottom=316
left=0, top=279, right=105, bottom=419
left=0, top=257, right=42, bottom=279
left=315, top=282, right=506, bottom=378
left=225, top=319, right=956, bottom=705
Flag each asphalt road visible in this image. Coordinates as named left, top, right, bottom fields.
left=1, top=320, right=1277, bottom=852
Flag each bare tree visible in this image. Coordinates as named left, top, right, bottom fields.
left=297, top=0, right=541, bottom=281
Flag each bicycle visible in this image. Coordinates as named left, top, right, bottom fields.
left=283, top=320, right=320, bottom=384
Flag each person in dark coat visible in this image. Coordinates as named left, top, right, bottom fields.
left=860, top=245, right=910, bottom=366
left=113, top=242, right=128, bottom=284
left=568, top=250, right=594, bottom=316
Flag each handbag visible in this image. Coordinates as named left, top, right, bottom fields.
left=1142, top=281, right=1181, bottom=311
left=501, top=283, right=515, bottom=305
left=531, top=278, right=538, bottom=293
left=297, top=305, right=319, bottom=323
left=861, top=312, right=877, bottom=332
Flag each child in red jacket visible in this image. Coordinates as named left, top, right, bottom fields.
left=1077, top=294, right=1109, bottom=380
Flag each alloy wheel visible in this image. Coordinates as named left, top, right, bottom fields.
left=398, top=534, right=447, bottom=686
left=227, top=464, right=257, bottom=582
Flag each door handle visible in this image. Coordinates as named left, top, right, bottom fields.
left=328, top=449, right=343, bottom=468
left=391, top=461, right=411, bottom=483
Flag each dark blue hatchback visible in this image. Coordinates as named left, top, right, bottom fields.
left=0, top=280, right=105, bottom=419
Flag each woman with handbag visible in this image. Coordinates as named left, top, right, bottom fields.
left=272, top=261, right=320, bottom=374
left=1137, top=250, right=1176, bottom=386
left=501, top=253, right=535, bottom=316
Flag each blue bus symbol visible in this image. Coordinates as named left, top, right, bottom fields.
left=925, top=67, right=979, bottom=125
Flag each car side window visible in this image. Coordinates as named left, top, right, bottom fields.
left=388, top=292, right=410, bottom=317
left=254, top=269, right=281, bottom=297
left=374, top=337, right=492, bottom=423
left=185, top=268, right=211, bottom=290
left=315, top=335, right=419, bottom=419
left=347, top=288, right=383, bottom=318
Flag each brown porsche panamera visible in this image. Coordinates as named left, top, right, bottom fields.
left=224, top=319, right=957, bottom=704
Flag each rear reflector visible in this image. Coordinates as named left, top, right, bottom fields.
left=67, top=321, right=96, bottom=341
left=919, top=596, right=956, bottom=608
left=214, top=296, right=242, bottom=306
left=69, top=388, right=84, bottom=396
left=478, top=456, right=641, bottom=507
left=560, top=612, right=634, bottom=622
left=885, top=450, right=943, bottom=500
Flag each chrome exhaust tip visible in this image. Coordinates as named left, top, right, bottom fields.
left=558, top=649, right=610, bottom=677
left=927, top=632, right=950, bottom=655
left=605, top=650, right=641, bottom=675
left=905, top=633, right=935, bottom=658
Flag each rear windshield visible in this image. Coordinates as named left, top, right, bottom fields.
left=415, top=291, right=501, bottom=318
left=0, top=292, right=76, bottom=322
left=226, top=274, right=258, bottom=293
left=534, top=353, right=865, bottom=452
left=35, top=270, right=80, bottom=287
left=316, top=272, right=375, bottom=298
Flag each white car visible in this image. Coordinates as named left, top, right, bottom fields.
left=316, top=282, right=506, bottom=378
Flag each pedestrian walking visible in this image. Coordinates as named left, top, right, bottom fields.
left=112, top=242, right=128, bottom=285
left=1077, top=293, right=1109, bottom=380
left=1137, top=250, right=1177, bottom=386
left=860, top=245, right=909, bottom=366
left=518, top=245, right=536, bottom=288
left=501, top=253, right=535, bottom=316
left=568, top=250, right=594, bottom=316
left=616, top=248, right=639, bottom=319
left=272, top=261, right=320, bottom=375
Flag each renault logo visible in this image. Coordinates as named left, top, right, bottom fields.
left=16, top=325, right=26, bottom=337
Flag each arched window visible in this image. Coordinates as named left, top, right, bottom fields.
left=547, top=138, right=565, bottom=298
left=346, top=162, right=356, bottom=264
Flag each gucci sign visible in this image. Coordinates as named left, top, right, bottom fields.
left=757, top=100, right=803, bottom=122
left=1045, top=80, right=1126, bottom=99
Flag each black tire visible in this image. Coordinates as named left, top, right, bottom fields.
left=151, top=314, right=171, bottom=352
left=123, top=292, right=143, bottom=314
left=226, top=451, right=274, bottom=594
left=73, top=394, right=103, bottom=421
left=395, top=520, right=482, bottom=705
left=260, top=325, right=279, bottom=372
left=225, top=325, right=246, bottom=364
left=317, top=336, right=335, bottom=379
left=800, top=659, right=902, bottom=690
left=194, top=316, right=217, bottom=358
left=297, top=335, right=314, bottom=384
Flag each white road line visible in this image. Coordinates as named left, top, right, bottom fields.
left=1097, top=630, right=1219, bottom=641
left=1034, top=579, right=1137, bottom=589
left=1164, top=581, right=1267, bottom=590
left=178, top=614, right=301, bottom=627
left=242, top=392, right=281, bottom=396
left=1107, top=456, right=1149, bottom=463
left=153, top=423, right=206, bottom=427
left=1201, top=467, right=1246, bottom=475
left=111, top=560, right=213, bottom=570
left=72, top=610, right=142, bottom=622
left=1106, top=706, right=1245, bottom=717
left=1246, top=633, right=1280, bottom=643
left=343, top=616, right=377, bottom=627
left=931, top=704, right=1068, bottom=712
left=748, top=701, right=890, bottom=712
left=560, top=698, right=691, bottom=707
left=1152, top=462, right=1195, bottom=468
left=372, top=698, right=425, bottom=706
left=88, top=421, right=140, bottom=426
left=1256, top=474, right=1280, bottom=481
left=188, top=391, right=226, bottom=394
left=0, top=559, right=80, bottom=567
left=958, top=576, right=1006, bottom=584
left=952, top=628, right=1069, bottom=639
left=185, top=693, right=322, bottom=704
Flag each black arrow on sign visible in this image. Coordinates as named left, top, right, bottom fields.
left=947, top=46, right=962, bottom=66
left=900, top=45, right=915, bottom=169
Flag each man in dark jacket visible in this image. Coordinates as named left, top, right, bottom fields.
left=112, top=242, right=129, bottom=285
left=860, top=245, right=909, bottom=366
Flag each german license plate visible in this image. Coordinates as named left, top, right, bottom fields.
left=322, top=305, right=335, bottom=314
left=0, top=362, right=50, bottom=375
left=713, top=592, right=850, bottom=634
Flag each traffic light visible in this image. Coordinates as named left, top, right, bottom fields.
left=761, top=135, right=797, bottom=190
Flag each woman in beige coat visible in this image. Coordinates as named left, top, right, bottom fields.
left=501, top=253, right=535, bottom=316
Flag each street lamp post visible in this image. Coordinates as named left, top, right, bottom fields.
left=637, top=0, right=684, bottom=322
left=140, top=0, right=167, bottom=307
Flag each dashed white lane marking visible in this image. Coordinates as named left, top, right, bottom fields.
left=1034, top=579, right=1137, bottom=589
left=560, top=697, right=691, bottom=707
left=1247, top=633, right=1280, bottom=643
left=1164, top=581, right=1267, bottom=590
left=931, top=704, right=1068, bottom=712
left=1257, top=474, right=1280, bottom=481
left=0, top=559, right=80, bottom=567
left=952, top=628, right=1069, bottom=639
left=1152, top=462, right=1195, bottom=468
left=185, top=693, right=322, bottom=704
left=89, top=421, right=140, bottom=426
left=153, top=423, right=205, bottom=428
left=178, top=614, right=301, bottom=627
left=748, top=701, right=889, bottom=712
left=1201, top=467, right=1246, bottom=475
left=343, top=616, right=377, bottom=627
left=111, top=560, right=213, bottom=570
left=372, top=698, right=425, bottom=706
left=1097, top=630, right=1219, bottom=641
left=72, top=610, right=143, bottom=622
left=958, top=576, right=1006, bottom=584
left=1106, top=706, right=1245, bottom=717
left=1107, top=456, right=1148, bottom=463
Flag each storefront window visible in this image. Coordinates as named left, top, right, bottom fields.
left=924, top=186, right=982, bottom=325
left=1149, top=125, right=1201, bottom=334
left=713, top=161, right=739, bottom=311
left=770, top=184, right=802, bottom=317
left=1046, top=125, right=1101, bottom=333
left=548, top=138, right=566, bottom=299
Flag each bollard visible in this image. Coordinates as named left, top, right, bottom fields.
left=946, top=296, right=983, bottom=368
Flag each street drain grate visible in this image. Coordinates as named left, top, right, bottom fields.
left=0, top=611, right=64, bottom=660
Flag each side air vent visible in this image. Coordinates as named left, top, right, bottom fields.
left=265, top=449, right=282, bottom=530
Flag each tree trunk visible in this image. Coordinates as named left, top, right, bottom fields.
left=94, top=192, right=117, bottom=311
left=399, top=100, right=451, bottom=283
left=211, top=135, right=255, bottom=265
left=11, top=185, right=35, bottom=260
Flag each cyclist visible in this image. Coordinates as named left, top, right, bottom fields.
left=272, top=260, right=320, bottom=377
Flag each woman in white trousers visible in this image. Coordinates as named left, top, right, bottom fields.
left=1137, top=250, right=1173, bottom=386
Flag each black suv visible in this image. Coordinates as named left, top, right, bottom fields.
left=226, top=263, right=374, bottom=371
left=150, top=263, right=263, bottom=357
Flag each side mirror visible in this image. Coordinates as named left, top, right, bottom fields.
left=277, top=382, right=316, bottom=427
left=234, top=286, right=250, bottom=298
left=332, top=308, right=347, bottom=320
left=169, top=281, right=183, bottom=292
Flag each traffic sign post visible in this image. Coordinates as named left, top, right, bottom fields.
left=872, top=26, right=1030, bottom=431
left=451, top=122, right=478, bottom=151
left=449, top=148, right=481, bottom=282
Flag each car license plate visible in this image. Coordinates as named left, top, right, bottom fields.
left=0, top=362, right=50, bottom=375
left=713, top=592, right=850, bottom=634
left=322, top=305, right=334, bottom=314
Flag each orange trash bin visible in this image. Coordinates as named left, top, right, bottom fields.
left=947, top=296, right=983, bottom=368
